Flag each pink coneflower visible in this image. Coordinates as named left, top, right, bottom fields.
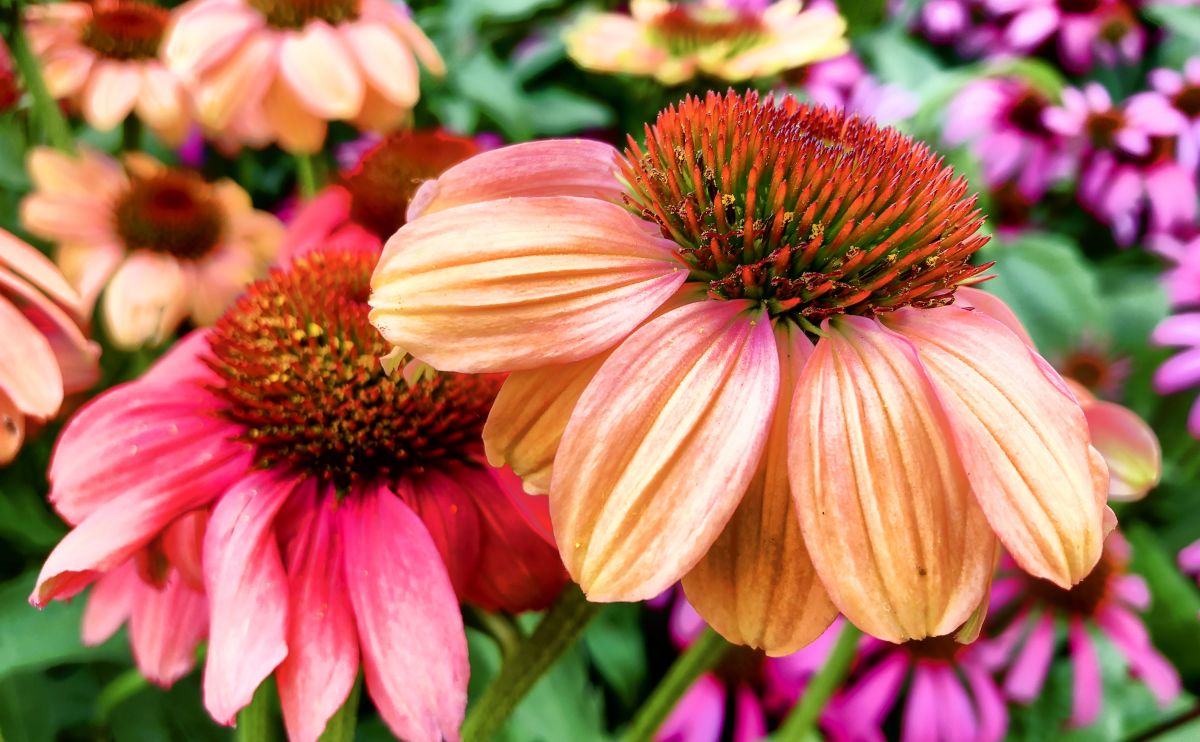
left=564, top=0, right=848, bottom=85
left=792, top=53, right=917, bottom=126
left=370, top=91, right=1110, bottom=651
left=944, top=77, right=1070, bottom=200
left=983, top=533, right=1180, bottom=729
left=1044, top=83, right=1195, bottom=245
left=163, top=0, right=444, bottom=152
left=20, top=146, right=282, bottom=349
left=25, top=0, right=192, bottom=145
left=1151, top=312, right=1200, bottom=437
left=285, top=129, right=480, bottom=257
left=0, top=229, right=99, bottom=465
left=32, top=242, right=567, bottom=741
left=993, top=0, right=1146, bottom=73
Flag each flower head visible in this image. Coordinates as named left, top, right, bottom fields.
left=25, top=0, right=193, bottom=144
left=20, top=147, right=283, bottom=348
left=565, top=0, right=848, bottom=85
left=983, top=533, right=1180, bottom=728
left=32, top=234, right=566, bottom=741
left=0, top=229, right=99, bottom=464
left=164, top=0, right=444, bottom=152
left=370, top=91, right=1109, bottom=651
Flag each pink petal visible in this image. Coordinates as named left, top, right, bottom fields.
left=1004, top=611, right=1056, bottom=702
left=202, top=470, right=298, bottom=724
left=340, top=487, right=467, bottom=742
left=654, top=674, right=725, bottom=742
left=406, top=139, right=625, bottom=220
left=130, top=572, right=208, bottom=687
left=276, top=491, right=360, bottom=742
left=370, top=196, right=685, bottom=373
left=1068, top=617, right=1101, bottom=727
left=280, top=22, right=365, bottom=119
left=551, top=300, right=778, bottom=601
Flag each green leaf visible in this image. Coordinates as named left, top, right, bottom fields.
left=582, top=603, right=646, bottom=709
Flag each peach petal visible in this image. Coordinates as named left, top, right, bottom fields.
left=551, top=300, right=779, bottom=601
left=888, top=306, right=1107, bottom=588
left=195, top=34, right=278, bottom=130
left=343, top=21, right=419, bottom=108
left=406, top=139, right=624, bottom=219
left=102, top=252, right=188, bottom=349
left=370, top=196, right=685, bottom=373
left=1084, top=400, right=1161, bottom=501
left=683, top=324, right=837, bottom=655
left=0, top=295, right=63, bottom=417
left=483, top=353, right=609, bottom=495
left=280, top=22, right=365, bottom=119
left=789, top=315, right=996, bottom=642
left=0, top=387, right=25, bottom=465
left=264, top=74, right=328, bottom=154
left=82, top=60, right=140, bottom=131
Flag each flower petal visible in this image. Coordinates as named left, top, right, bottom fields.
left=370, top=196, right=685, bottom=373
left=340, top=487, right=467, bottom=742
left=280, top=22, right=364, bottom=119
left=552, top=300, right=779, bottom=601
left=788, top=315, right=996, bottom=642
left=888, top=306, right=1107, bottom=588
left=406, top=140, right=624, bottom=219
left=202, top=470, right=298, bottom=724
left=683, top=325, right=837, bottom=655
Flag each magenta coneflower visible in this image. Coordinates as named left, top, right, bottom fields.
left=982, top=533, right=1180, bottom=728
left=32, top=240, right=567, bottom=741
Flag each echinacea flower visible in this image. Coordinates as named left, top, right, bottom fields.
left=1044, top=83, right=1194, bottom=245
left=25, top=0, right=192, bottom=145
left=1152, top=312, right=1200, bottom=437
left=993, top=0, right=1145, bottom=73
left=944, top=77, right=1070, bottom=200
left=370, top=91, right=1110, bottom=651
left=285, top=129, right=479, bottom=258
left=565, top=0, right=848, bottom=85
left=0, top=229, right=99, bottom=465
left=163, top=0, right=444, bottom=152
left=982, top=533, right=1180, bottom=728
left=31, top=238, right=567, bottom=742
left=20, top=146, right=282, bottom=348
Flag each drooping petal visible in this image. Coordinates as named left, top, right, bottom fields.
left=788, top=315, right=996, bottom=642
left=1083, top=400, right=1161, bottom=501
left=340, top=487, right=467, bottom=742
left=684, top=325, right=837, bottom=655
left=552, top=300, right=778, bottom=602
left=406, top=139, right=625, bottom=219
left=129, top=573, right=208, bottom=687
left=202, top=470, right=298, bottom=724
left=370, top=196, right=685, bottom=373
left=277, top=491, right=360, bottom=742
left=482, top=353, right=609, bottom=494
left=279, top=22, right=364, bottom=119
left=888, top=306, right=1107, bottom=588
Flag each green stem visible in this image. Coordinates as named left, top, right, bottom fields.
left=7, top=2, right=74, bottom=152
left=295, top=152, right=319, bottom=199
left=773, top=622, right=862, bottom=742
left=461, top=586, right=600, bottom=742
left=236, top=680, right=277, bottom=742
left=317, top=675, right=362, bottom=742
left=619, top=628, right=731, bottom=742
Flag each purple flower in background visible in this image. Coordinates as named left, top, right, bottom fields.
left=796, top=53, right=917, bottom=125
left=991, top=0, right=1145, bottom=73
left=1153, top=312, right=1200, bottom=436
left=1045, top=83, right=1194, bottom=244
left=944, top=77, right=1070, bottom=200
left=981, top=533, right=1181, bottom=728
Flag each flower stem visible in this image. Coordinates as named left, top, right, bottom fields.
left=461, top=586, right=600, bottom=742
left=236, top=680, right=277, bottom=742
left=295, top=152, right=319, bottom=199
left=7, top=2, right=74, bottom=152
left=619, top=628, right=731, bottom=742
left=773, top=622, right=862, bottom=742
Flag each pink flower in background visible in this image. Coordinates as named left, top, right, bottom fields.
left=19, top=147, right=283, bottom=349
left=0, top=229, right=99, bottom=465
left=945, top=78, right=1070, bottom=200
left=31, top=243, right=566, bottom=742
left=164, top=0, right=444, bottom=152
left=1044, top=83, right=1194, bottom=245
left=794, top=53, right=917, bottom=125
left=1152, top=312, right=1200, bottom=437
left=992, top=0, right=1145, bottom=73
left=24, top=0, right=193, bottom=144
left=983, top=533, right=1180, bottom=729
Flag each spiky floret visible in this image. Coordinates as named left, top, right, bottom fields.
left=620, top=91, right=990, bottom=323
left=207, top=248, right=499, bottom=487
left=247, top=0, right=361, bottom=30
left=82, top=0, right=168, bottom=61
left=113, top=170, right=226, bottom=260
left=342, top=131, right=479, bottom=240
left=647, top=5, right=766, bottom=57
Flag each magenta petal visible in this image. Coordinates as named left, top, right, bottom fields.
left=1004, top=612, right=1056, bottom=702
left=654, top=673, right=725, bottom=742
left=1068, top=618, right=1101, bottom=727
left=130, top=573, right=208, bottom=687
left=340, top=487, right=467, bottom=742
left=202, top=470, right=298, bottom=724
left=277, top=490, right=360, bottom=742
